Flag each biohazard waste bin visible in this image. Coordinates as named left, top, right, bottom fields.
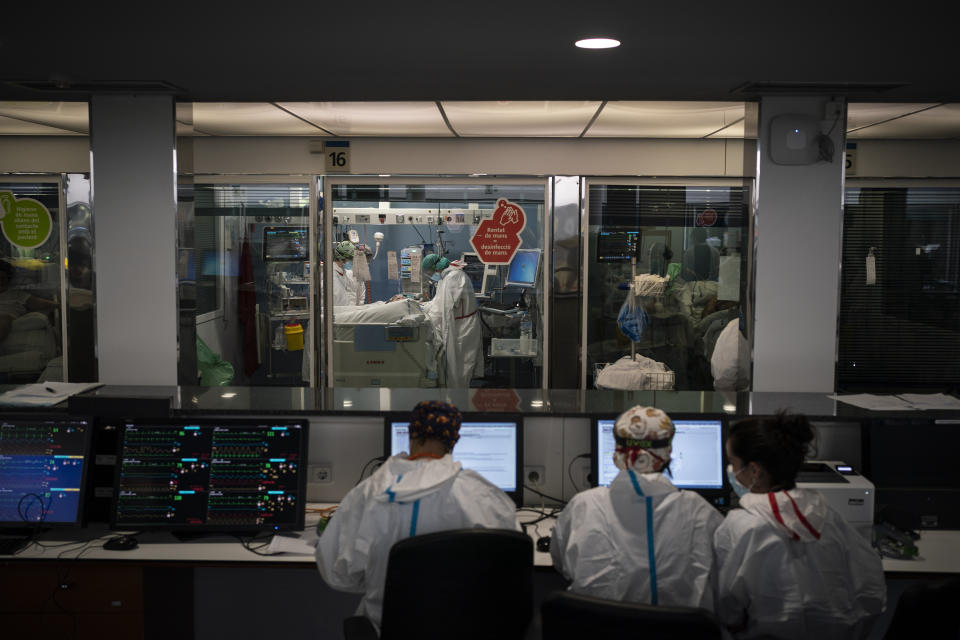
left=284, top=321, right=304, bottom=351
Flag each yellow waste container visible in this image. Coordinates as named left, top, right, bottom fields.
left=284, top=321, right=304, bottom=351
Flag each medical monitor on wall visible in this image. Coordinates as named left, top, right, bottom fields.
left=591, top=415, right=727, bottom=505
left=263, top=226, right=308, bottom=261
left=0, top=414, right=93, bottom=527
left=112, top=418, right=308, bottom=532
left=505, top=249, right=541, bottom=289
left=384, top=414, right=523, bottom=506
left=460, top=252, right=490, bottom=298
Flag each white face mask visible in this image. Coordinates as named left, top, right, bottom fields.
left=727, top=463, right=755, bottom=497
left=430, top=272, right=442, bottom=282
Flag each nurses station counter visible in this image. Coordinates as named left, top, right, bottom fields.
left=1, top=386, right=958, bottom=639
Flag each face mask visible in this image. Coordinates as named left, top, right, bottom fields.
left=344, top=261, right=353, bottom=270
left=727, top=464, right=755, bottom=497
left=430, top=272, right=442, bottom=282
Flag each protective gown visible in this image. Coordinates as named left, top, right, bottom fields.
left=714, top=488, right=886, bottom=639
left=551, top=470, right=723, bottom=610
left=421, top=266, right=483, bottom=387
left=333, top=263, right=365, bottom=306
left=315, top=454, right=519, bottom=629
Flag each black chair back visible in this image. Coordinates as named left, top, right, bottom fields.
left=884, top=577, right=960, bottom=639
left=378, top=528, right=533, bottom=640
left=541, top=590, right=724, bottom=640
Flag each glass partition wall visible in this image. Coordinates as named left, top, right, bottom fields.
left=0, top=177, right=67, bottom=383
left=583, top=181, right=750, bottom=391
left=177, top=180, right=316, bottom=387
left=322, top=179, right=549, bottom=389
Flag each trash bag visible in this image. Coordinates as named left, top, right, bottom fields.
left=617, top=294, right=649, bottom=342
left=197, top=336, right=235, bottom=386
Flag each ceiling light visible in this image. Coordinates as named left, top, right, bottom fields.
left=575, top=37, right=620, bottom=49
left=221, top=392, right=237, bottom=399
left=723, top=403, right=736, bottom=413
left=530, top=400, right=544, bottom=408
left=343, top=399, right=353, bottom=408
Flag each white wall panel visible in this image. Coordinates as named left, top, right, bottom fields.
left=90, top=95, right=178, bottom=384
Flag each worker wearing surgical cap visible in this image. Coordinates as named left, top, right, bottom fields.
left=316, top=400, right=519, bottom=630
left=551, top=406, right=723, bottom=610
left=333, top=240, right=366, bottom=306
left=420, top=253, right=483, bottom=387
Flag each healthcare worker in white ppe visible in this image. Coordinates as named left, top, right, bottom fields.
left=551, top=405, right=723, bottom=610
left=332, top=240, right=366, bottom=306
left=420, top=254, right=483, bottom=388
left=315, top=400, right=519, bottom=631
left=715, top=411, right=886, bottom=639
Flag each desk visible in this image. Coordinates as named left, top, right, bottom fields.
left=882, top=530, right=960, bottom=574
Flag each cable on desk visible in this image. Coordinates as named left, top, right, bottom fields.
left=523, top=484, right=567, bottom=506
left=236, top=533, right=277, bottom=557
left=567, top=453, right=590, bottom=494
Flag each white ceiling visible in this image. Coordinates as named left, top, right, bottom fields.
left=1, top=101, right=958, bottom=139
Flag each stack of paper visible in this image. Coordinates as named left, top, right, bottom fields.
left=833, top=392, right=960, bottom=411
left=0, top=382, right=103, bottom=407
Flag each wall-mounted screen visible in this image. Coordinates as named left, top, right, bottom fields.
left=263, top=226, right=308, bottom=261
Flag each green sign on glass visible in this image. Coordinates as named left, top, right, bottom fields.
left=0, top=190, right=54, bottom=249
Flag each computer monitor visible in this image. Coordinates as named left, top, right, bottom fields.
left=460, top=252, right=490, bottom=298
left=112, top=418, right=308, bottom=532
left=0, top=414, right=93, bottom=527
left=597, top=229, right=641, bottom=262
left=384, top=414, right=523, bottom=506
left=505, top=249, right=541, bottom=289
left=591, top=415, right=727, bottom=504
left=263, top=226, right=308, bottom=261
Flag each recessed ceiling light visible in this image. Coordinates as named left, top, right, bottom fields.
left=575, top=37, right=620, bottom=49
left=221, top=392, right=237, bottom=399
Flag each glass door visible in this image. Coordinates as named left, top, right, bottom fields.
left=322, top=178, right=549, bottom=389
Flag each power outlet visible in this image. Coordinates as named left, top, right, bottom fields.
left=525, top=465, right=546, bottom=485
left=310, top=464, right=333, bottom=484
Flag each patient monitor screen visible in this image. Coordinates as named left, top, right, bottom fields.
left=263, top=226, right=308, bottom=261
left=596, top=418, right=723, bottom=489
left=113, top=419, right=307, bottom=531
left=389, top=420, right=519, bottom=492
left=0, top=415, right=92, bottom=526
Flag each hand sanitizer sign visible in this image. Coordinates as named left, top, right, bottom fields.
left=0, top=191, right=54, bottom=249
left=469, top=198, right=526, bottom=264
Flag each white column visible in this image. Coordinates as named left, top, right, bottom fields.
left=90, top=95, right=178, bottom=384
left=752, top=96, right=846, bottom=392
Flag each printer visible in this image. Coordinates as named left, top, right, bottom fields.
left=796, top=460, right=875, bottom=540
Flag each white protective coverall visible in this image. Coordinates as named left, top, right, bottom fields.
left=315, top=454, right=520, bottom=629
left=421, top=265, right=483, bottom=387
left=333, top=263, right=366, bottom=306
left=551, top=469, right=723, bottom=610
left=714, top=489, right=886, bottom=639
left=711, top=318, right=749, bottom=391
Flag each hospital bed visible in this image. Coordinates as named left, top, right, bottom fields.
left=332, top=299, right=440, bottom=387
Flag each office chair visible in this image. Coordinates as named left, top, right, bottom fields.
left=343, top=528, right=534, bottom=640
left=884, top=577, right=960, bottom=639
left=541, top=590, right=725, bottom=640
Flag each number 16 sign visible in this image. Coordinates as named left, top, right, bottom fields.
left=324, top=140, right=351, bottom=173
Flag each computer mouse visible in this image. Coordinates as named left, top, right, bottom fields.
left=536, top=536, right=551, bottom=553
left=103, top=535, right=139, bottom=551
